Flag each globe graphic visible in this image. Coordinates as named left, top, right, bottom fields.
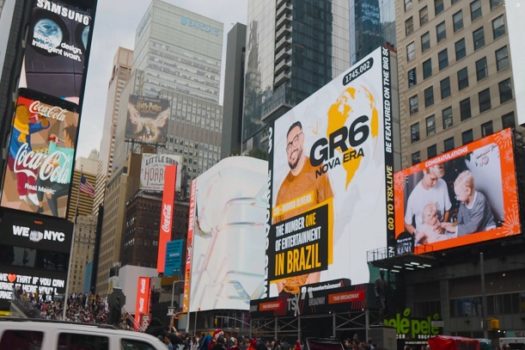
left=82, top=26, right=90, bottom=49
left=33, top=19, right=63, bottom=49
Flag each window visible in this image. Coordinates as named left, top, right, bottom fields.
left=481, top=121, right=494, bottom=136
left=58, top=333, right=109, bottom=350
left=479, top=88, right=491, bottom=112
left=499, top=78, right=513, bottom=103
left=502, top=112, right=515, bottom=129
left=453, top=10, right=463, bottom=32
left=426, top=115, right=436, bottom=136
left=492, top=15, right=505, bottom=39
left=404, top=0, right=413, bottom=11
left=411, top=123, right=420, bottom=143
left=427, top=144, right=437, bottom=158
left=457, top=67, right=469, bottom=90
left=436, top=21, right=446, bottom=42
left=407, top=42, right=416, bottom=62
left=460, top=98, right=472, bottom=120
left=490, top=0, right=503, bottom=9
left=420, top=6, right=429, bottom=26
left=421, top=32, right=431, bottom=51
left=408, top=68, right=417, bottom=88
left=406, top=17, right=414, bottom=36
left=438, top=49, right=448, bottom=70
left=0, top=331, right=43, bottom=350
left=409, top=95, right=419, bottom=115
left=440, top=77, right=451, bottom=99
left=423, top=59, right=432, bottom=79
left=475, top=57, right=488, bottom=81
left=435, top=0, right=444, bottom=15
left=442, top=107, right=453, bottom=129
left=470, top=0, right=482, bottom=21
left=462, top=129, right=474, bottom=145
left=444, top=137, right=455, bottom=151
left=122, top=339, right=157, bottom=350
left=424, top=86, right=434, bottom=107
left=473, top=27, right=485, bottom=50
left=496, top=46, right=509, bottom=71
left=455, top=38, right=466, bottom=60
left=411, top=151, right=421, bottom=165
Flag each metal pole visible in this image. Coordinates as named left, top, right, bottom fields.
left=186, top=312, right=190, bottom=333
left=274, top=316, right=278, bottom=340
left=193, top=310, right=198, bottom=336
left=298, top=315, right=301, bottom=343
left=480, top=252, right=488, bottom=339
left=365, top=310, right=370, bottom=343
left=332, top=312, right=336, bottom=338
left=249, top=318, right=252, bottom=338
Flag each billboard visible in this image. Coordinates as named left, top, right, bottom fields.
left=505, top=0, right=525, bottom=125
left=140, top=153, right=182, bottom=192
left=266, top=47, right=394, bottom=297
left=0, top=88, right=79, bottom=218
left=19, top=0, right=97, bottom=103
left=182, top=179, right=196, bottom=313
left=164, top=239, right=184, bottom=277
left=394, top=129, right=520, bottom=254
left=157, top=164, right=176, bottom=273
left=185, top=157, right=268, bottom=312
left=134, top=276, right=151, bottom=330
left=126, top=95, right=170, bottom=144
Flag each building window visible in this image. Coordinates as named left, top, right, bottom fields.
left=453, top=10, right=463, bottom=32
left=435, top=0, right=444, bottom=15
left=406, top=17, right=414, bottom=36
left=460, top=98, right=472, bottom=120
left=436, top=21, right=446, bottom=42
left=492, top=15, right=505, bottom=39
left=404, top=0, right=413, bottom=11
left=462, top=129, right=474, bottom=145
left=411, top=123, right=420, bottom=143
left=438, top=49, right=448, bottom=70
left=479, top=88, right=491, bottom=113
left=408, top=68, right=417, bottom=88
left=475, top=57, right=488, bottom=81
left=442, top=107, right=453, bottom=129
left=427, top=144, right=437, bottom=158
left=444, top=137, right=455, bottom=151
left=420, top=6, right=429, bottom=26
left=407, top=42, right=416, bottom=62
left=499, top=78, right=513, bottom=103
left=473, top=27, right=485, bottom=50
left=421, top=32, right=431, bottom=51
left=440, top=77, right=451, bottom=99
left=455, top=38, right=466, bottom=60
left=423, top=59, right=432, bottom=79
left=496, top=46, right=509, bottom=71
left=470, top=0, right=482, bottom=21
left=481, top=121, right=494, bottom=136
left=490, top=0, right=503, bottom=10
left=502, top=112, right=515, bottom=129
left=426, top=115, right=436, bottom=136
left=457, top=67, right=469, bottom=90
left=424, top=86, right=434, bottom=107
left=411, top=151, right=421, bottom=165
left=409, top=95, right=419, bottom=115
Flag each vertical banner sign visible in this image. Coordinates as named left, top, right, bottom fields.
left=157, top=164, right=176, bottom=273
left=134, top=276, right=151, bottom=330
left=182, top=180, right=196, bottom=313
left=164, top=239, right=184, bottom=277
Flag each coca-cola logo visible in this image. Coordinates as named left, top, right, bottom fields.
left=29, top=101, right=68, bottom=121
left=14, top=143, right=72, bottom=184
left=161, top=204, right=172, bottom=232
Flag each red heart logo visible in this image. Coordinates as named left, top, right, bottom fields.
left=8, top=274, right=16, bottom=283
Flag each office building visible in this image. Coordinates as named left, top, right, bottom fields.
left=68, top=215, right=97, bottom=293
left=242, top=0, right=350, bottom=152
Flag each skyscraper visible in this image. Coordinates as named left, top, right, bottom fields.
left=242, top=0, right=350, bottom=152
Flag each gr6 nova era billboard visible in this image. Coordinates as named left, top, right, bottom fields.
left=394, top=128, right=520, bottom=255
left=266, top=47, right=394, bottom=297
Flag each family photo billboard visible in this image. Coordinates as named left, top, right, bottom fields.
left=266, top=47, right=394, bottom=297
left=394, top=128, right=520, bottom=255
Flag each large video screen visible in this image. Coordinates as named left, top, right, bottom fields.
left=394, top=129, right=520, bottom=254
left=186, top=156, right=268, bottom=311
left=0, top=89, right=79, bottom=219
left=125, top=95, right=170, bottom=144
left=267, top=47, right=394, bottom=297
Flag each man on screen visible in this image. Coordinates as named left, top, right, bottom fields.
left=273, top=121, right=333, bottom=295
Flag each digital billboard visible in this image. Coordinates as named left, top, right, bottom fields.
left=140, top=153, right=182, bottom=192
left=394, top=129, right=520, bottom=255
left=126, top=95, right=170, bottom=144
left=0, top=88, right=79, bottom=219
left=185, top=157, right=268, bottom=312
left=164, top=239, right=184, bottom=277
left=266, top=47, right=394, bottom=297
left=157, top=164, right=176, bottom=273
left=134, top=276, right=151, bottom=330
left=19, top=0, right=97, bottom=103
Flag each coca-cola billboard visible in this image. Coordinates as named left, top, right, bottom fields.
left=1, top=88, right=79, bottom=219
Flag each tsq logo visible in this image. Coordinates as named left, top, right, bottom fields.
left=12, top=225, right=65, bottom=242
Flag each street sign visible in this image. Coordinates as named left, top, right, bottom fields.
left=167, top=307, right=176, bottom=316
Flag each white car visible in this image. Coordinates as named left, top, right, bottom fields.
left=0, top=318, right=168, bottom=350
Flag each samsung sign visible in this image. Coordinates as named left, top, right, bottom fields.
left=180, top=16, right=220, bottom=36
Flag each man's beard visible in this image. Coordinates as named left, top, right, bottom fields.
left=288, top=149, right=302, bottom=170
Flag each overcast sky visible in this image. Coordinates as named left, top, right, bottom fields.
left=77, top=0, right=247, bottom=159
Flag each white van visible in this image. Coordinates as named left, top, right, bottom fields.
left=0, top=318, right=168, bottom=350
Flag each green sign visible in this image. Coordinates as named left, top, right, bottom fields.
left=384, top=308, right=441, bottom=339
